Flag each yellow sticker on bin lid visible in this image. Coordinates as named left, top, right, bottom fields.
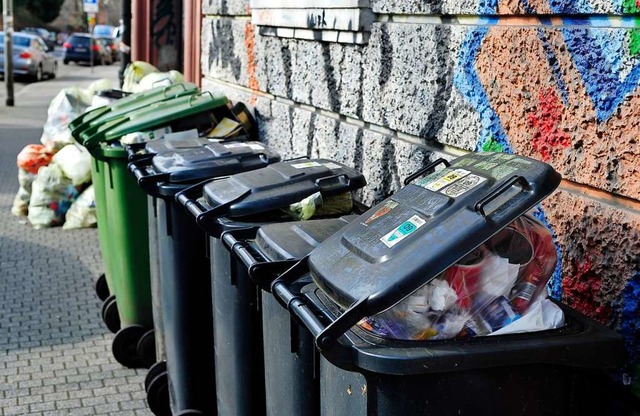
left=292, top=161, right=323, bottom=169
left=380, top=215, right=426, bottom=248
left=420, top=169, right=470, bottom=192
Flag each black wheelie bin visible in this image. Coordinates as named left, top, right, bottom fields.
left=221, top=217, right=357, bottom=416
left=270, top=152, right=626, bottom=416
left=176, top=158, right=367, bottom=416
left=129, top=141, right=281, bottom=416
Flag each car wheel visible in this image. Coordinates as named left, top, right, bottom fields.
left=49, top=63, right=57, bottom=79
left=63, top=59, right=69, bottom=65
left=33, top=65, right=43, bottom=82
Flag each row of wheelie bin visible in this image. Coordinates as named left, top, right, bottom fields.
left=69, top=83, right=631, bottom=416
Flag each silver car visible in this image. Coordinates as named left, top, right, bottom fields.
left=0, top=32, right=57, bottom=82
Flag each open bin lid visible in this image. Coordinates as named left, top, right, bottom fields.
left=152, top=141, right=281, bottom=183
left=201, top=159, right=367, bottom=219
left=70, top=83, right=198, bottom=141
left=308, top=152, right=562, bottom=318
left=81, top=92, right=229, bottom=147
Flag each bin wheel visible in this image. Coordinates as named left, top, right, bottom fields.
left=112, top=325, right=146, bottom=368
left=136, top=329, right=157, bottom=369
left=175, top=411, right=205, bottom=415
left=95, top=273, right=110, bottom=301
left=145, top=361, right=167, bottom=393
left=146, top=370, right=171, bottom=416
left=101, top=295, right=121, bottom=334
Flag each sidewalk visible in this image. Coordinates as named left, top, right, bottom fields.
left=0, top=64, right=150, bottom=415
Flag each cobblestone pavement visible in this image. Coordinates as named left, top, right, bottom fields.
left=0, top=65, right=151, bottom=415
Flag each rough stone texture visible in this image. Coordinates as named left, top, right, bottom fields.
left=203, top=0, right=250, bottom=15
left=202, top=79, right=446, bottom=205
left=473, top=25, right=640, bottom=200
left=371, top=0, right=624, bottom=14
left=542, top=191, right=640, bottom=387
left=202, top=18, right=481, bottom=150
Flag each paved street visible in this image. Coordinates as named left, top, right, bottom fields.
left=0, top=60, right=151, bottom=415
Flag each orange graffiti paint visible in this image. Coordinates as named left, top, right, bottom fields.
left=244, top=22, right=259, bottom=106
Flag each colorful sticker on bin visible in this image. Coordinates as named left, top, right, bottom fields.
left=363, top=200, right=398, bottom=226
left=380, top=215, right=426, bottom=248
left=292, top=161, right=323, bottom=169
left=441, top=174, right=487, bottom=198
left=419, top=169, right=470, bottom=192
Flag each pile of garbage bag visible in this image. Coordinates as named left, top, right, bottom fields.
left=359, top=215, right=564, bottom=340
left=11, top=78, right=111, bottom=229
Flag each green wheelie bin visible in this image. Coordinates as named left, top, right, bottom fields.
left=70, top=83, right=199, bottom=315
left=77, top=91, right=234, bottom=369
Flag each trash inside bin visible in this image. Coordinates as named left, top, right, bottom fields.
left=130, top=141, right=281, bottom=416
left=270, top=152, right=625, bottom=416
left=222, top=217, right=356, bottom=416
left=176, top=158, right=367, bottom=416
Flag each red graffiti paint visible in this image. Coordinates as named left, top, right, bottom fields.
left=244, top=22, right=259, bottom=105
left=563, top=255, right=613, bottom=324
left=526, top=87, right=571, bottom=162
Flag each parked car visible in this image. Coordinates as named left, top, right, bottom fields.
left=96, top=36, right=118, bottom=63
left=21, top=27, right=57, bottom=51
left=62, top=33, right=110, bottom=66
left=0, top=32, right=57, bottom=81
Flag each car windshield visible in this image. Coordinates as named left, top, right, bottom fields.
left=69, top=36, right=91, bottom=47
left=93, top=25, right=114, bottom=37
left=11, top=36, right=32, bottom=48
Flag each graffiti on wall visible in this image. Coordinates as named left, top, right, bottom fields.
left=454, top=1, right=640, bottom=394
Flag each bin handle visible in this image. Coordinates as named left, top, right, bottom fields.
left=222, top=229, right=299, bottom=291
left=315, top=174, right=351, bottom=195
left=270, top=257, right=362, bottom=369
left=189, top=91, right=214, bottom=107
left=175, top=177, right=248, bottom=228
left=403, top=158, right=451, bottom=186
left=283, top=155, right=310, bottom=162
left=474, top=175, right=530, bottom=217
left=128, top=159, right=170, bottom=197
left=162, top=82, right=188, bottom=97
left=125, top=143, right=154, bottom=163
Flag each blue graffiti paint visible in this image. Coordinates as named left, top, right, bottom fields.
left=612, top=272, right=640, bottom=393
left=537, top=29, right=570, bottom=106
left=453, top=28, right=513, bottom=153
left=559, top=28, right=640, bottom=121
left=547, top=0, right=593, bottom=14
left=532, top=206, right=564, bottom=300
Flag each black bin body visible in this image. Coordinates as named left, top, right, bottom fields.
left=269, top=153, right=626, bottom=416
left=223, top=218, right=355, bottom=416
left=129, top=141, right=281, bottom=415
left=300, top=284, right=624, bottom=416
left=177, top=159, right=367, bottom=416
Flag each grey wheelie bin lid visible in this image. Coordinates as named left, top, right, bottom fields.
left=129, top=141, right=281, bottom=198
left=269, top=152, right=625, bottom=374
left=177, top=159, right=367, bottom=234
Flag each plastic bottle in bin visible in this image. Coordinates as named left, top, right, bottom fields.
left=359, top=214, right=558, bottom=341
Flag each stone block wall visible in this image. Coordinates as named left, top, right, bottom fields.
left=201, top=0, right=640, bottom=394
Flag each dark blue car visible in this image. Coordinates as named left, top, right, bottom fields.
left=62, top=33, right=109, bottom=65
